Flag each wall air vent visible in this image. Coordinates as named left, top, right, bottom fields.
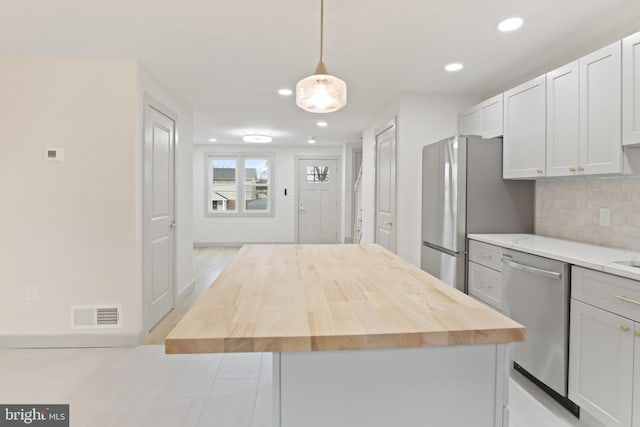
left=72, top=305, right=121, bottom=329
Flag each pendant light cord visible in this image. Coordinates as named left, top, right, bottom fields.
left=319, top=0, right=324, bottom=62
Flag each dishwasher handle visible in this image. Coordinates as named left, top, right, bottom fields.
left=501, top=257, right=562, bottom=281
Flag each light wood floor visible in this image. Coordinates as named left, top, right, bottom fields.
left=144, top=247, right=240, bottom=345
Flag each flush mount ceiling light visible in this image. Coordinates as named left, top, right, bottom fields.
left=278, top=88, right=293, bottom=96
left=308, top=137, right=317, bottom=144
left=296, top=0, right=347, bottom=114
left=445, top=63, right=464, bottom=72
left=316, top=121, right=328, bottom=127
left=242, top=133, right=272, bottom=143
left=498, top=17, right=524, bottom=32
left=208, top=138, right=217, bottom=142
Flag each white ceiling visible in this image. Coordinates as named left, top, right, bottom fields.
left=3, top=0, right=640, bottom=146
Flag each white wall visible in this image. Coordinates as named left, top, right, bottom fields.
left=361, top=94, right=477, bottom=266
left=138, top=67, right=194, bottom=298
left=0, top=56, right=142, bottom=337
left=193, top=144, right=343, bottom=244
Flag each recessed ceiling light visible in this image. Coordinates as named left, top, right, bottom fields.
left=316, top=121, right=328, bottom=127
left=308, top=137, right=317, bottom=144
left=445, top=63, right=464, bottom=72
left=278, top=89, right=293, bottom=96
left=208, top=138, right=217, bottom=142
left=498, top=17, right=524, bottom=32
left=242, top=133, right=272, bottom=143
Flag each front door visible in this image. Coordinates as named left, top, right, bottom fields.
left=297, top=158, right=339, bottom=244
left=375, top=121, right=397, bottom=252
left=143, top=102, right=175, bottom=331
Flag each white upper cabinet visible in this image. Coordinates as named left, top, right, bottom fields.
left=547, top=61, right=580, bottom=177
left=503, top=75, right=546, bottom=179
left=459, top=94, right=503, bottom=138
left=459, top=105, right=481, bottom=136
left=579, top=41, right=622, bottom=175
left=546, top=42, right=623, bottom=177
left=479, top=94, right=503, bottom=138
left=623, top=31, right=640, bottom=146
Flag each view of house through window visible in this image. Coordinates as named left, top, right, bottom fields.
left=208, top=155, right=272, bottom=215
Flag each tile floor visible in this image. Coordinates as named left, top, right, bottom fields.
left=0, top=345, right=594, bottom=427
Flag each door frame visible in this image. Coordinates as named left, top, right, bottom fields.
left=374, top=118, right=397, bottom=252
left=142, top=94, right=178, bottom=332
left=294, top=155, right=342, bottom=244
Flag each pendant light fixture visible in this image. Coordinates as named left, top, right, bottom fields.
left=296, top=0, right=347, bottom=113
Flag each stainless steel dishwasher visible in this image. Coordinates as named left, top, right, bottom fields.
left=502, top=249, right=578, bottom=415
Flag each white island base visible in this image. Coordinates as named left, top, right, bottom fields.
left=273, top=343, right=510, bottom=427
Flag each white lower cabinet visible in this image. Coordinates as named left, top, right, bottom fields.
left=569, top=267, right=640, bottom=427
left=468, top=240, right=504, bottom=311
left=569, top=299, right=634, bottom=427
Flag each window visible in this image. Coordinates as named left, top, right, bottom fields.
left=305, top=165, right=331, bottom=183
left=207, top=155, right=273, bottom=216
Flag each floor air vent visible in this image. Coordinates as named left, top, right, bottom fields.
left=73, top=305, right=121, bottom=329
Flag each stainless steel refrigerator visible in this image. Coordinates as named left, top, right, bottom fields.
left=421, top=136, right=534, bottom=293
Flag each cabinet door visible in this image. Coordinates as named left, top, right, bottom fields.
left=480, top=94, right=503, bottom=138
left=503, top=75, right=546, bottom=179
left=569, top=299, right=633, bottom=427
left=468, top=261, right=502, bottom=310
left=623, top=31, right=640, bottom=146
left=547, top=61, right=580, bottom=177
left=459, top=105, right=481, bottom=136
left=579, top=41, right=622, bottom=174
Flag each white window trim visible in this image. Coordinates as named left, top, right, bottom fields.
left=204, top=153, right=275, bottom=217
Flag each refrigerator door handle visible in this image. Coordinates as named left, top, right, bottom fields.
left=422, top=241, right=462, bottom=257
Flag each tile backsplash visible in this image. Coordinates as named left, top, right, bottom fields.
left=535, top=176, right=640, bottom=251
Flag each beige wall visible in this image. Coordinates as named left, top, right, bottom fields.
left=0, top=56, right=141, bottom=336
left=536, top=176, right=640, bottom=250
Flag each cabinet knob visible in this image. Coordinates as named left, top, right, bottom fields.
left=569, top=167, right=577, bottom=172
left=620, top=325, right=631, bottom=332
left=635, top=331, right=640, bottom=338
left=577, top=166, right=584, bottom=172
left=536, top=169, right=544, bottom=174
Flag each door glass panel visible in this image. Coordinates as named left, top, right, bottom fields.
left=306, top=165, right=330, bottom=183
left=211, top=159, right=237, bottom=212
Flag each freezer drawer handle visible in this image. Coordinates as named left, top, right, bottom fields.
left=614, top=294, right=640, bottom=306
left=501, top=257, right=562, bottom=280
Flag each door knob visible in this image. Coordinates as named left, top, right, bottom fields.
left=169, top=221, right=176, bottom=229
left=299, top=205, right=306, bottom=212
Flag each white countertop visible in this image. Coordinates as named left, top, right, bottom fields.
left=468, top=234, right=640, bottom=282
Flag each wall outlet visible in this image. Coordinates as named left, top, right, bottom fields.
left=25, top=286, right=38, bottom=301
left=599, top=208, right=611, bottom=227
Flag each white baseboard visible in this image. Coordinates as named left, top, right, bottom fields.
left=1, top=330, right=146, bottom=349
left=193, top=241, right=296, bottom=247
left=176, top=280, right=195, bottom=306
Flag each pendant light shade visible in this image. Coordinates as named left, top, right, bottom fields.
left=296, top=0, right=347, bottom=113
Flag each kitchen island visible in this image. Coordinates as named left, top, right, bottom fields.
left=166, top=244, right=524, bottom=427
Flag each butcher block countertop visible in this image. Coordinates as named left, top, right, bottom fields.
left=165, top=244, right=524, bottom=354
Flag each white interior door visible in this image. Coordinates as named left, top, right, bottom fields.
left=298, top=158, right=339, bottom=244
left=375, top=122, right=396, bottom=252
left=143, top=103, right=175, bottom=331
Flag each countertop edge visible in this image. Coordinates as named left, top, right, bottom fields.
left=165, top=326, right=526, bottom=355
